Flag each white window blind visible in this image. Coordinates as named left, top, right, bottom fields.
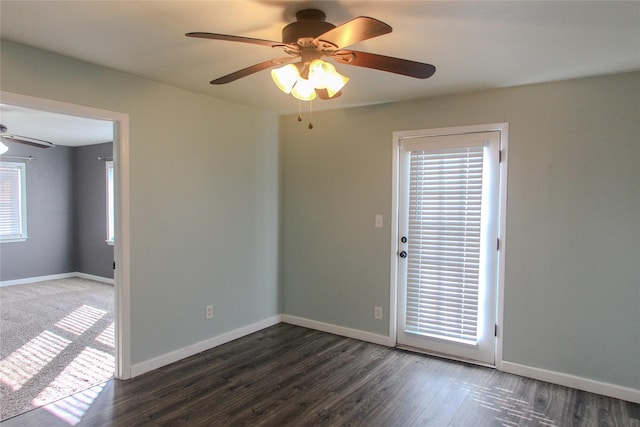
left=405, top=146, right=484, bottom=344
left=0, top=162, right=27, bottom=241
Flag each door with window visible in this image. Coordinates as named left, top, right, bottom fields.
left=395, top=128, right=503, bottom=365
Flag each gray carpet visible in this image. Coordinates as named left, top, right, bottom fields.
left=0, top=278, right=114, bottom=420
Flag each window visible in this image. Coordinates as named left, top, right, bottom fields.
left=106, top=160, right=114, bottom=245
left=0, top=161, right=28, bottom=242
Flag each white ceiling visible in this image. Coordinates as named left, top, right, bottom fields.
left=0, top=104, right=113, bottom=147
left=1, top=1, right=639, bottom=144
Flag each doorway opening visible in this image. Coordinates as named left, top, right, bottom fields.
left=0, top=91, right=130, bottom=420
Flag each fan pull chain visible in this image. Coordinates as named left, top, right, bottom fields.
left=295, top=100, right=313, bottom=129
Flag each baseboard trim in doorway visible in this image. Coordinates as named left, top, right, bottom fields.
left=0, top=272, right=114, bottom=287
left=74, top=272, right=114, bottom=285
left=501, top=361, right=640, bottom=404
left=282, top=314, right=392, bottom=347
left=130, top=314, right=283, bottom=378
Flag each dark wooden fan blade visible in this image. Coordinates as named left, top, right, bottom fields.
left=186, top=32, right=296, bottom=50
left=332, top=50, right=436, bottom=79
left=314, top=17, right=392, bottom=50
left=211, top=57, right=299, bottom=85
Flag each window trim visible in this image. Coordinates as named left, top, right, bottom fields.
left=0, top=161, right=28, bottom=243
left=106, top=160, right=114, bottom=245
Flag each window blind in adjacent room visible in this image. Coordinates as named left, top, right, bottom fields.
left=0, top=162, right=27, bottom=240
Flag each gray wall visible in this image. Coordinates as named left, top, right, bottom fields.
left=280, top=71, right=640, bottom=391
left=1, top=40, right=280, bottom=366
left=0, top=141, right=114, bottom=281
left=74, top=142, right=114, bottom=279
left=0, top=141, right=75, bottom=280
left=0, top=142, right=74, bottom=281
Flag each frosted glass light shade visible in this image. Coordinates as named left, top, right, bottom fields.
left=291, top=78, right=317, bottom=101
left=308, top=59, right=349, bottom=98
left=271, top=64, right=300, bottom=94
left=308, top=59, right=331, bottom=89
left=0, top=141, right=8, bottom=155
left=324, top=71, right=349, bottom=98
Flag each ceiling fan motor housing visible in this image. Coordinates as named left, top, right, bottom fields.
left=282, top=9, right=336, bottom=46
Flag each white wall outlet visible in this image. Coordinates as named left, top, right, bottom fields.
left=375, top=214, right=383, bottom=228
left=206, top=304, right=214, bottom=319
left=374, top=306, right=383, bottom=320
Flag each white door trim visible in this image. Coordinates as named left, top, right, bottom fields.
left=390, top=122, right=508, bottom=369
left=1, top=91, right=132, bottom=379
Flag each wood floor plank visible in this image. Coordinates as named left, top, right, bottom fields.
left=156, top=332, right=352, bottom=425
left=221, top=339, right=383, bottom=425
left=296, top=350, right=404, bottom=425
left=3, top=323, right=638, bottom=427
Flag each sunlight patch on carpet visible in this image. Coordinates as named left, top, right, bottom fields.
left=95, top=322, right=115, bottom=348
left=1, top=279, right=115, bottom=420
left=0, top=330, right=71, bottom=391
left=32, top=346, right=115, bottom=407
left=54, top=305, right=107, bottom=336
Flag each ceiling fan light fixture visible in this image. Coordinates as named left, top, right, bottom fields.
left=0, top=141, right=8, bottom=155
left=189, top=8, right=437, bottom=107
left=291, top=78, right=317, bottom=101
left=271, top=64, right=300, bottom=94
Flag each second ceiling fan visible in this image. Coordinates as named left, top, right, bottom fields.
left=0, top=124, right=55, bottom=151
left=186, top=9, right=436, bottom=101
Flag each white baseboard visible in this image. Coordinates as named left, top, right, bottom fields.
left=130, top=314, right=283, bottom=378
left=282, top=314, right=393, bottom=347
left=501, top=361, right=640, bottom=404
left=1, top=272, right=76, bottom=287
left=74, top=272, right=114, bottom=285
left=0, top=272, right=114, bottom=287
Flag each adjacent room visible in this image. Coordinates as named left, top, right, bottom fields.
left=0, top=107, right=115, bottom=419
left=0, top=1, right=638, bottom=426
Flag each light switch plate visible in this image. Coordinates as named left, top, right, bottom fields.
left=375, top=214, right=383, bottom=228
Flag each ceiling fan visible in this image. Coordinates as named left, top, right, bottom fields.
left=0, top=124, right=55, bottom=153
left=186, top=9, right=436, bottom=101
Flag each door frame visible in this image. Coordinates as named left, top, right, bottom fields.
left=1, top=91, right=132, bottom=379
left=389, top=122, right=508, bottom=369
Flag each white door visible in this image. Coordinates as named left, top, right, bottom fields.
left=396, top=129, right=501, bottom=365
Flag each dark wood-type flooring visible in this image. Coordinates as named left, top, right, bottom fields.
left=2, top=323, right=638, bottom=426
